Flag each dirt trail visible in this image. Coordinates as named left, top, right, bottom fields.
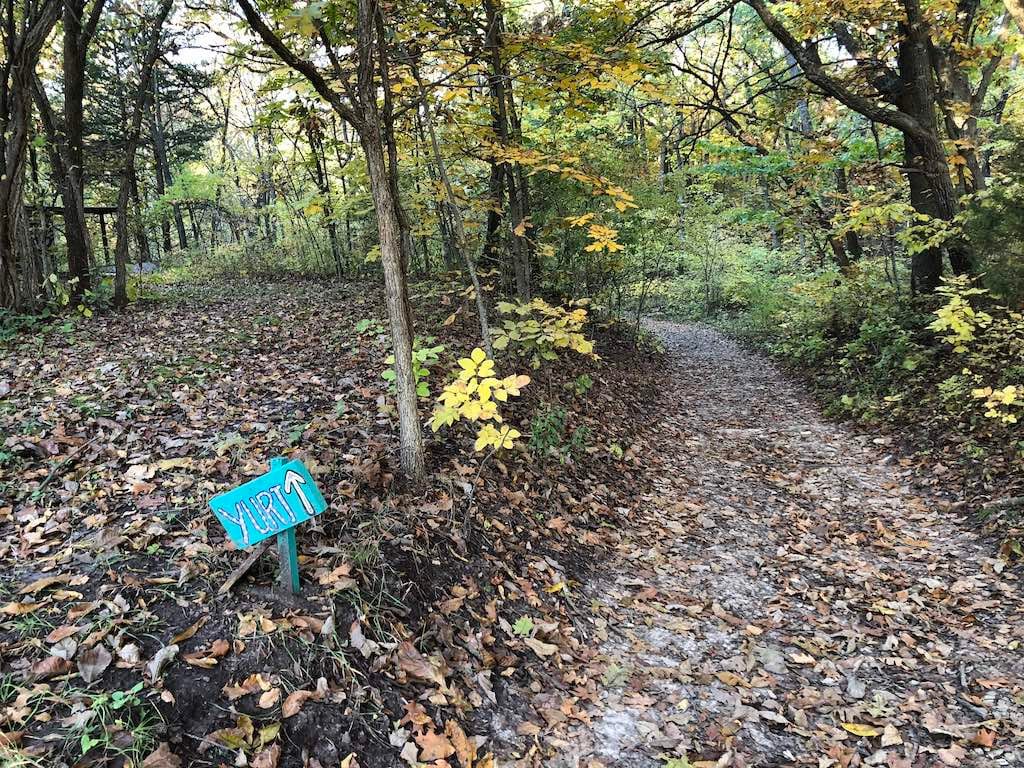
left=501, top=322, right=1024, bottom=768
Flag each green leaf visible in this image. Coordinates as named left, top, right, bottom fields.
left=512, top=616, right=534, bottom=637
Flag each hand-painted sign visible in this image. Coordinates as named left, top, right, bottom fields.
left=208, top=459, right=327, bottom=549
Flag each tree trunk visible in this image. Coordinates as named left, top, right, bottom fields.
left=0, top=0, right=63, bottom=309
left=416, top=74, right=493, bottom=356
left=62, top=0, right=95, bottom=297
left=114, top=0, right=173, bottom=307
left=748, top=0, right=972, bottom=292
left=361, top=125, right=425, bottom=481
left=834, top=167, right=862, bottom=261
left=359, top=0, right=424, bottom=481
left=895, top=2, right=970, bottom=291
left=484, top=0, right=531, bottom=299
left=304, top=113, right=344, bottom=275
left=149, top=73, right=173, bottom=254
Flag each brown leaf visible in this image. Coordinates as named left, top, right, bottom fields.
left=282, top=689, right=315, bottom=718
left=18, top=574, right=73, bottom=594
left=45, top=625, right=81, bottom=643
left=881, top=723, right=903, bottom=747
left=415, top=728, right=455, bottom=761
left=938, top=743, right=967, bottom=766
left=251, top=743, right=281, bottom=768
left=209, top=639, right=230, bottom=657
left=972, top=728, right=996, bottom=748
left=445, top=720, right=475, bottom=768
left=715, top=671, right=750, bottom=688
left=27, top=656, right=72, bottom=682
left=397, top=640, right=445, bottom=686
left=1, top=602, right=41, bottom=615
left=524, top=637, right=558, bottom=658
left=142, top=742, right=182, bottom=768
left=223, top=673, right=270, bottom=700
left=258, top=688, right=281, bottom=709
left=77, top=644, right=112, bottom=684
left=171, top=617, right=207, bottom=645
left=399, top=699, right=432, bottom=731
left=0, top=731, right=23, bottom=748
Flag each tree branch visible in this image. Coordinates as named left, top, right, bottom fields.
left=234, top=0, right=360, bottom=127
left=745, top=0, right=931, bottom=144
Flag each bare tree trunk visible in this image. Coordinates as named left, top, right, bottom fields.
left=113, top=0, right=173, bottom=307
left=235, top=0, right=425, bottom=482
left=896, top=1, right=970, bottom=291
left=304, top=112, right=344, bottom=275
left=359, top=0, right=424, bottom=481
left=62, top=0, right=106, bottom=298
left=0, top=0, right=62, bottom=309
left=834, top=167, right=862, bottom=261
left=484, top=0, right=530, bottom=299
left=416, top=75, right=493, bottom=356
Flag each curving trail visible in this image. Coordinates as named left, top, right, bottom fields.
left=502, top=322, right=1024, bottom=768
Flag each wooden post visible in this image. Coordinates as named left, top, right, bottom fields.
left=270, top=457, right=300, bottom=594
left=99, top=213, right=110, bottom=263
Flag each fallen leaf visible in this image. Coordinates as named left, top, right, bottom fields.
left=146, top=644, right=179, bottom=681
left=446, top=720, right=475, bottom=768
left=524, top=637, right=558, bottom=658
left=77, top=644, right=112, bottom=684
left=972, top=728, right=996, bottom=748
left=282, top=689, right=315, bottom=718
left=251, top=743, right=281, bottom=768
left=415, top=728, right=455, bottom=761
left=45, top=625, right=81, bottom=643
left=18, top=574, right=73, bottom=594
left=50, top=637, right=77, bottom=661
left=142, top=742, right=182, bottom=768
left=397, top=640, right=446, bottom=685
left=938, top=743, right=967, bottom=766
left=1, top=602, right=40, bottom=615
left=27, top=656, right=72, bottom=682
left=202, top=715, right=254, bottom=752
left=841, top=722, right=880, bottom=737
left=171, top=617, right=207, bottom=645
left=399, top=740, right=419, bottom=766
left=259, top=688, right=281, bottom=709
left=881, top=723, right=903, bottom=747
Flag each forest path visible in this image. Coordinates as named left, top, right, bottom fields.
left=501, top=322, right=1024, bottom=768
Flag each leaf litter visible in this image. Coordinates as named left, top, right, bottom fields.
left=495, top=322, right=1024, bottom=768
left=2, top=286, right=1021, bottom=767
left=0, top=279, right=660, bottom=766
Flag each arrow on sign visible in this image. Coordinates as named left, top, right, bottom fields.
left=284, top=469, right=316, bottom=515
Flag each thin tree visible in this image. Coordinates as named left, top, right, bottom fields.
left=112, top=0, right=174, bottom=307
left=237, top=0, right=426, bottom=481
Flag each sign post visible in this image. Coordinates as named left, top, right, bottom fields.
left=208, top=457, right=327, bottom=595
left=271, top=458, right=301, bottom=594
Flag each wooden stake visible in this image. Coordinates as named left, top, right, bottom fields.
left=271, top=457, right=301, bottom=594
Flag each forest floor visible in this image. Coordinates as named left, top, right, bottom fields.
left=1, top=285, right=1022, bottom=768
left=497, top=321, right=1024, bottom=767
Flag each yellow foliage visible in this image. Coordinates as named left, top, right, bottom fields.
left=583, top=223, right=624, bottom=253
left=927, top=276, right=992, bottom=353
left=430, top=348, right=530, bottom=452
left=492, top=298, right=597, bottom=368
left=972, top=385, right=1021, bottom=424
left=932, top=277, right=1022, bottom=425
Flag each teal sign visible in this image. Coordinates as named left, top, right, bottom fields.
left=209, top=459, right=327, bottom=549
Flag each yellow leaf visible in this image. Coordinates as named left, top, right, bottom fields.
left=842, top=723, right=880, bottom=737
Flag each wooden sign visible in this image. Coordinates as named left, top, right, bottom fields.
left=209, top=458, right=327, bottom=593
